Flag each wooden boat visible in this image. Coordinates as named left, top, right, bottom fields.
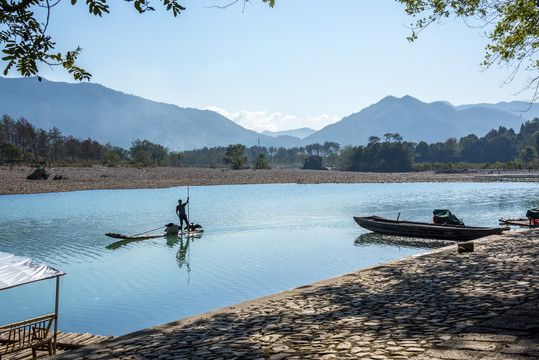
left=499, top=218, right=539, bottom=228
left=354, top=215, right=508, bottom=241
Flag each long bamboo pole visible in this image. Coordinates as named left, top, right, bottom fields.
left=130, top=226, right=165, bottom=237
left=187, top=186, right=190, bottom=228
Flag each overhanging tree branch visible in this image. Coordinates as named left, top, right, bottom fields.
left=396, top=0, right=539, bottom=102
left=0, top=0, right=276, bottom=81
left=0, top=0, right=37, bottom=14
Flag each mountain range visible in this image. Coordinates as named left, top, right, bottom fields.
left=262, top=128, right=316, bottom=139
left=302, top=96, right=537, bottom=146
left=1, top=77, right=538, bottom=151
left=0, top=77, right=298, bottom=151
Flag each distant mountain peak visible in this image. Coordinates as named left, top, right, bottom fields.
left=432, top=100, right=455, bottom=107
left=262, top=127, right=316, bottom=139
left=401, top=95, right=418, bottom=101
left=379, top=95, right=398, bottom=103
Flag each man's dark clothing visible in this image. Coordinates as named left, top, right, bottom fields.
left=176, top=203, right=188, bottom=230
left=176, top=203, right=187, bottom=216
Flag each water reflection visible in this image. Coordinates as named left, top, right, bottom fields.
left=167, top=234, right=202, bottom=283
left=106, top=233, right=202, bottom=279
left=176, top=237, right=191, bottom=270
left=105, top=237, right=159, bottom=250
left=106, top=232, right=203, bottom=282
left=165, top=235, right=202, bottom=270
left=354, top=232, right=452, bottom=249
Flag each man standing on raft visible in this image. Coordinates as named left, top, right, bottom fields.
left=176, top=198, right=189, bottom=232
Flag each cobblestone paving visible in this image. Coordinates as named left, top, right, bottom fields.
left=51, top=230, right=538, bottom=360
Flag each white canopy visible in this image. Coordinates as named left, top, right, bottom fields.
left=0, top=252, right=65, bottom=291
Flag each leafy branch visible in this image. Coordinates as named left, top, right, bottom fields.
left=0, top=0, right=188, bottom=81
left=396, top=0, right=539, bottom=102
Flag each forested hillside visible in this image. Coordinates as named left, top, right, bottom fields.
left=0, top=77, right=298, bottom=151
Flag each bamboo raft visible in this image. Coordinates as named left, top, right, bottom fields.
left=105, top=229, right=203, bottom=240
left=105, top=223, right=203, bottom=241
left=105, top=232, right=167, bottom=239
left=499, top=218, right=539, bottom=228
left=1, top=331, right=113, bottom=360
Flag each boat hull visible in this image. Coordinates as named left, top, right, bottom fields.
left=354, top=216, right=507, bottom=241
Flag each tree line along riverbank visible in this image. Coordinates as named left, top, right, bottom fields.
left=1, top=115, right=539, bottom=172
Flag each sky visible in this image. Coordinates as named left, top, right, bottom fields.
left=21, top=0, right=533, bottom=132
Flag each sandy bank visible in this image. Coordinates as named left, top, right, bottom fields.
left=1, top=165, right=538, bottom=195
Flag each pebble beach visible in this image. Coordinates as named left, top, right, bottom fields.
left=1, top=165, right=538, bottom=195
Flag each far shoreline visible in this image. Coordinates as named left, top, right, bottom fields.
left=1, top=165, right=538, bottom=195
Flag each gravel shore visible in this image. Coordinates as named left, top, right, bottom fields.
left=1, top=165, right=538, bottom=195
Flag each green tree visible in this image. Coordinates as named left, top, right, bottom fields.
left=443, top=138, right=459, bottom=162
left=335, top=145, right=356, bottom=171
left=48, top=126, right=64, bottom=161
left=103, top=151, right=121, bottom=164
left=0, top=0, right=274, bottom=80
left=485, top=135, right=516, bottom=163
left=81, top=138, right=93, bottom=161
left=345, top=140, right=413, bottom=172
left=169, top=151, right=183, bottom=167
left=519, top=145, right=538, bottom=164
left=414, top=140, right=430, bottom=162
left=396, top=0, right=539, bottom=101
left=253, top=153, right=270, bottom=169
left=1, top=115, right=16, bottom=144
left=130, top=139, right=169, bottom=165
left=103, top=143, right=128, bottom=161
left=36, top=129, right=49, bottom=162
left=131, top=149, right=153, bottom=166
left=302, top=155, right=324, bottom=170
left=0, top=142, right=22, bottom=162
left=368, top=136, right=380, bottom=146
left=223, top=144, right=247, bottom=170
left=65, top=136, right=82, bottom=161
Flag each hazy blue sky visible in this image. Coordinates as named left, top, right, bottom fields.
left=31, top=0, right=530, bottom=132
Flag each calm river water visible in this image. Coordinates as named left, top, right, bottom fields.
left=0, top=182, right=537, bottom=336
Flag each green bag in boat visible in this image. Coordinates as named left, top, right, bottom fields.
left=433, top=209, right=464, bottom=225
left=526, top=207, right=539, bottom=220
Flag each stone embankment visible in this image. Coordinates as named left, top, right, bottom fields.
left=50, top=229, right=538, bottom=360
